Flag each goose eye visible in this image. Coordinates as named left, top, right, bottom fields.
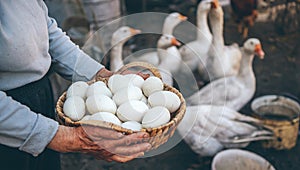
left=250, top=41, right=254, bottom=45
left=123, top=30, right=127, bottom=33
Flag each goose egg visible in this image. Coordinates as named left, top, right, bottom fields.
left=140, top=95, right=148, bottom=104
left=113, top=85, right=143, bottom=106
left=124, top=74, right=145, bottom=88
left=142, top=106, right=170, bottom=128
left=66, top=81, right=89, bottom=99
left=86, top=81, right=112, bottom=98
left=81, top=115, right=91, bottom=121
left=108, top=74, right=129, bottom=93
left=86, top=94, right=117, bottom=114
left=89, top=112, right=122, bottom=126
left=117, top=100, right=149, bottom=122
left=142, top=76, right=164, bottom=97
left=63, top=96, right=86, bottom=121
left=121, top=121, right=142, bottom=131
left=148, top=91, right=181, bottom=113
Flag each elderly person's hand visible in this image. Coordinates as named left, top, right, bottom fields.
left=95, top=67, right=150, bottom=80
left=47, top=125, right=151, bottom=163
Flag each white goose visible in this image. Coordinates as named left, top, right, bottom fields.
left=126, top=34, right=181, bottom=86
left=179, top=0, right=214, bottom=72
left=110, top=26, right=141, bottom=72
left=156, top=34, right=182, bottom=86
left=177, top=105, right=273, bottom=156
left=204, top=2, right=242, bottom=81
left=186, top=38, right=265, bottom=111
left=126, top=12, right=187, bottom=66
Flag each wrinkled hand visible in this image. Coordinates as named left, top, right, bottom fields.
left=119, top=70, right=150, bottom=80
left=95, top=68, right=114, bottom=79
left=48, top=125, right=151, bottom=163
left=95, top=68, right=149, bottom=80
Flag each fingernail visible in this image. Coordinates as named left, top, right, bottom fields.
left=117, top=133, right=124, bottom=138
left=138, top=152, right=144, bottom=157
left=146, top=143, right=152, bottom=150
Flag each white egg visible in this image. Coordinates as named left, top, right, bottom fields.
left=121, top=121, right=142, bottom=131
left=107, top=74, right=129, bottom=94
left=89, top=112, right=122, bottom=126
left=142, top=76, right=164, bottom=97
left=117, top=100, right=149, bottom=122
left=81, top=115, right=91, bottom=121
left=63, top=96, right=86, bottom=121
left=86, top=81, right=112, bottom=98
left=148, top=91, right=181, bottom=113
left=124, top=74, right=145, bottom=88
left=113, top=85, right=143, bottom=106
left=66, top=81, right=89, bottom=99
left=86, top=94, right=117, bottom=114
left=142, top=106, right=171, bottom=128
left=140, top=95, right=148, bottom=104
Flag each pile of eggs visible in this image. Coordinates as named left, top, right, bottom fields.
left=63, top=74, right=181, bottom=131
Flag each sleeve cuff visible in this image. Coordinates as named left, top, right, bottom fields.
left=19, top=114, right=59, bottom=157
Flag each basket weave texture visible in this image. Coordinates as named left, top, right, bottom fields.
left=56, top=62, right=186, bottom=150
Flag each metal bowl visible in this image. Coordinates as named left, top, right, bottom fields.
left=211, top=149, right=275, bottom=170
left=251, top=95, right=300, bottom=149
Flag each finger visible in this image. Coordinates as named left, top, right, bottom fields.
left=120, top=132, right=150, bottom=145
left=95, top=132, right=150, bottom=150
left=110, top=152, right=145, bottom=163
left=137, top=72, right=150, bottom=80
left=111, top=143, right=151, bottom=156
left=81, top=125, right=124, bottom=140
left=96, top=68, right=114, bottom=78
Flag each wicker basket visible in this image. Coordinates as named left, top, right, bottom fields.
left=56, top=62, right=186, bottom=150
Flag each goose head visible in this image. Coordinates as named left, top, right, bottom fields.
left=157, top=34, right=181, bottom=49
left=111, top=26, right=141, bottom=46
left=162, top=12, right=187, bottom=35
left=211, top=0, right=220, bottom=9
left=243, top=38, right=265, bottom=59
left=209, top=0, right=223, bottom=20
left=198, top=0, right=213, bottom=13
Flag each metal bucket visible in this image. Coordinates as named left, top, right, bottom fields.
left=251, top=95, right=300, bottom=150
left=211, top=149, right=275, bottom=170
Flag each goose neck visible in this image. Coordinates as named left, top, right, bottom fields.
left=196, top=11, right=210, bottom=39
left=210, top=16, right=224, bottom=48
left=237, top=48, right=255, bottom=83
left=110, top=43, right=124, bottom=71
left=162, top=22, right=175, bottom=35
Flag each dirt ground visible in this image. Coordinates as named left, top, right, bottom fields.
left=53, top=1, right=300, bottom=170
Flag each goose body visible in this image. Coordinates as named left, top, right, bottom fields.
left=177, top=104, right=272, bottom=156
left=204, top=3, right=242, bottom=81
left=186, top=38, right=265, bottom=111
left=127, top=12, right=187, bottom=66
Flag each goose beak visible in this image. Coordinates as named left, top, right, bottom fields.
left=178, top=14, right=188, bottom=21
left=211, top=0, right=219, bottom=8
left=130, top=28, right=141, bottom=35
left=171, top=38, right=181, bottom=46
left=255, top=44, right=265, bottom=59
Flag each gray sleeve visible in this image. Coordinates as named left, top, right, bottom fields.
left=47, top=16, right=104, bottom=82
left=42, top=0, right=104, bottom=82
left=0, top=91, right=59, bottom=156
